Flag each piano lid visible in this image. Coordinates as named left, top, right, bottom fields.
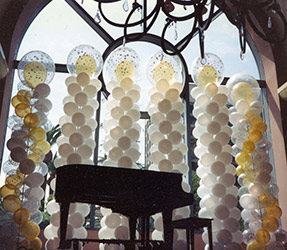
left=55, top=164, right=193, bottom=216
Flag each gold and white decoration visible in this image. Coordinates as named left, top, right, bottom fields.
left=44, top=45, right=103, bottom=250
left=146, top=51, right=190, bottom=250
left=191, top=53, right=243, bottom=249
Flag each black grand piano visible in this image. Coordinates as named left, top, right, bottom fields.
left=55, top=164, right=193, bottom=250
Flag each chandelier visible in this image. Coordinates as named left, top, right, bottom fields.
left=86, top=0, right=287, bottom=60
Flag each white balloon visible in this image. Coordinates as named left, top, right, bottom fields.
left=114, top=225, right=129, bottom=240
left=105, top=213, right=122, bottom=229
left=239, top=194, right=259, bottom=210
left=212, top=183, right=226, bottom=198
left=236, top=99, right=250, bottom=115
left=212, top=93, right=228, bottom=107
left=204, top=82, right=218, bottom=97
left=190, top=86, right=204, bottom=99
left=44, top=224, right=58, bottom=240
left=205, top=102, right=219, bottom=116
left=214, top=205, right=230, bottom=220
left=196, top=93, right=210, bottom=106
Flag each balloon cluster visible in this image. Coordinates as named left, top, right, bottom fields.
left=99, top=47, right=141, bottom=248
left=0, top=51, right=54, bottom=250
left=146, top=53, right=191, bottom=250
left=44, top=45, right=103, bottom=249
left=191, top=55, right=243, bottom=250
left=44, top=201, right=90, bottom=249
left=102, top=47, right=141, bottom=169
left=227, top=73, right=284, bottom=250
left=98, top=207, right=129, bottom=250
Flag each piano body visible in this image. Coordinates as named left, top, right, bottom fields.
left=55, top=164, right=193, bottom=249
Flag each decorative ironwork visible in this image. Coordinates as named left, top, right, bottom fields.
left=91, top=0, right=286, bottom=59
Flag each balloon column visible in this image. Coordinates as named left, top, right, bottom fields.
left=227, top=73, right=284, bottom=250
left=98, top=47, right=142, bottom=249
left=146, top=51, right=191, bottom=250
left=0, top=51, right=54, bottom=250
left=191, top=53, right=243, bottom=249
left=44, top=45, right=103, bottom=249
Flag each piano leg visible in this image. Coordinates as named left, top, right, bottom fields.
left=139, top=215, right=150, bottom=248
left=126, top=216, right=137, bottom=250
left=59, top=202, right=71, bottom=249
left=162, top=210, right=173, bottom=250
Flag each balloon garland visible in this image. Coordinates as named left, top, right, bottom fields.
left=146, top=52, right=190, bottom=250
left=44, top=45, right=103, bottom=249
left=191, top=54, right=243, bottom=250
left=98, top=47, right=141, bottom=250
left=0, top=51, right=54, bottom=250
left=227, top=73, right=284, bottom=250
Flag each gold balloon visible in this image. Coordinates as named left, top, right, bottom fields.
left=265, top=205, right=282, bottom=219
left=17, top=168, right=26, bottom=180
left=15, top=103, right=32, bottom=118
left=246, top=241, right=265, bottom=250
left=29, top=237, right=42, bottom=250
left=75, top=54, right=97, bottom=76
left=252, top=121, right=267, bottom=133
left=255, top=229, right=270, bottom=245
left=196, top=65, right=218, bottom=87
left=115, top=60, right=135, bottom=82
left=12, top=95, right=30, bottom=108
left=245, top=110, right=262, bottom=125
left=231, top=82, right=254, bottom=104
left=27, top=153, right=42, bottom=165
left=262, top=216, right=279, bottom=232
left=242, top=140, right=255, bottom=153
left=13, top=208, right=31, bottom=225
left=248, top=129, right=262, bottom=143
left=24, top=61, right=47, bottom=88
left=5, top=174, right=24, bottom=186
left=19, top=222, right=40, bottom=241
left=260, top=194, right=277, bottom=207
left=152, top=61, right=174, bottom=82
left=2, top=195, right=22, bottom=212
left=236, top=166, right=244, bottom=176
left=235, top=152, right=252, bottom=166
left=18, top=90, right=32, bottom=101
left=0, top=184, right=20, bottom=198
left=24, top=113, right=40, bottom=128
left=30, top=141, right=50, bottom=155
left=20, top=239, right=30, bottom=248
left=29, top=127, right=46, bottom=142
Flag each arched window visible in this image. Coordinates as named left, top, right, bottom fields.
left=0, top=0, right=268, bottom=231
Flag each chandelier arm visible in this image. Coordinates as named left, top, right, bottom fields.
left=98, top=1, right=160, bottom=28
left=170, top=0, right=201, bottom=5
left=124, top=2, right=162, bottom=41
left=175, top=18, right=198, bottom=50
left=161, top=17, right=198, bottom=55
left=215, top=0, right=239, bottom=27
left=201, top=0, right=216, bottom=31
left=161, top=6, right=197, bottom=22
left=245, top=8, right=287, bottom=43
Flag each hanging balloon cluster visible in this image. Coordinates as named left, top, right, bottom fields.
left=191, top=53, right=243, bottom=250
left=227, top=73, right=285, bottom=250
left=98, top=47, right=142, bottom=250
left=0, top=51, right=54, bottom=250
left=146, top=51, right=190, bottom=250
left=44, top=45, right=103, bottom=249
